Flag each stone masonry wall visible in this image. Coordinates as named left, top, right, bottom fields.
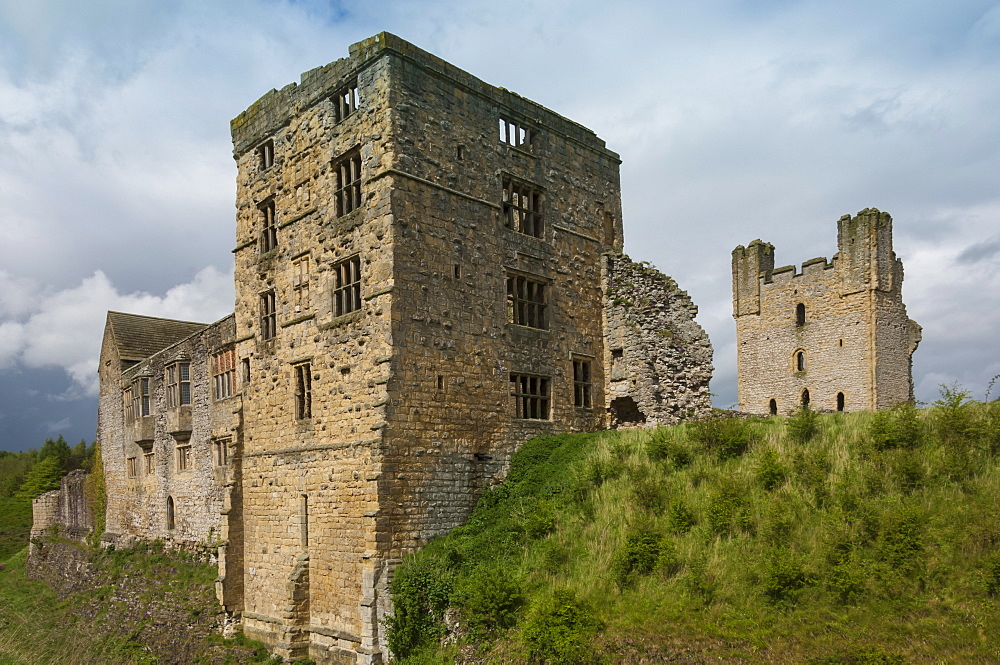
left=604, top=254, right=713, bottom=426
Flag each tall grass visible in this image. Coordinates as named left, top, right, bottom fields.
left=387, top=398, right=1000, bottom=663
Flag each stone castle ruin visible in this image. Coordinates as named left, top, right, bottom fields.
left=732, top=208, right=921, bottom=415
left=33, top=33, right=715, bottom=664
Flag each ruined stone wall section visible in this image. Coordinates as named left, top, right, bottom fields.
left=31, top=489, right=60, bottom=539
left=604, top=254, right=713, bottom=426
left=733, top=209, right=919, bottom=415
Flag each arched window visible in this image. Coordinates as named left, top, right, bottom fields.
left=796, top=351, right=806, bottom=372
left=166, top=496, right=175, bottom=531
left=837, top=392, right=845, bottom=412
left=796, top=303, right=806, bottom=327
left=769, top=399, right=777, bottom=416
left=801, top=389, right=810, bottom=406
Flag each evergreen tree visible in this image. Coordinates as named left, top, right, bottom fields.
left=14, top=456, right=66, bottom=500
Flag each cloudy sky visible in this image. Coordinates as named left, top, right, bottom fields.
left=0, top=0, right=997, bottom=452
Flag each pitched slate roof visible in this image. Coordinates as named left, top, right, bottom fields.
left=105, top=311, right=209, bottom=363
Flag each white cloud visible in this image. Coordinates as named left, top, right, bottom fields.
left=0, top=267, right=233, bottom=397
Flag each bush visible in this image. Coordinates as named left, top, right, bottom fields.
left=869, top=401, right=924, bottom=451
left=691, top=414, right=754, bottom=461
left=761, top=550, right=814, bottom=605
left=453, top=565, right=524, bottom=637
left=706, top=479, right=752, bottom=537
left=610, top=527, right=678, bottom=591
left=521, top=588, right=601, bottom=664
left=756, top=449, right=787, bottom=490
left=666, top=499, right=696, bottom=534
left=787, top=406, right=820, bottom=444
left=383, top=554, right=453, bottom=659
left=647, top=430, right=693, bottom=469
left=630, top=470, right=667, bottom=513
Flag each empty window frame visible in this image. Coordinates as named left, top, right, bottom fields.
left=126, top=456, right=138, bottom=479
left=334, top=150, right=362, bottom=217
left=213, top=438, right=230, bottom=466
left=837, top=392, right=845, bottom=412
left=333, top=80, right=359, bottom=122
left=294, top=362, right=312, bottom=419
left=166, top=362, right=191, bottom=408
left=144, top=451, right=154, bottom=475
left=796, top=351, right=806, bottom=372
left=795, top=303, right=806, bottom=327
left=573, top=358, right=592, bottom=408
left=137, top=377, right=151, bottom=416
left=257, top=139, right=275, bottom=170
left=259, top=199, right=277, bottom=253
left=123, top=385, right=135, bottom=423
left=502, top=177, right=543, bottom=237
left=176, top=442, right=192, bottom=472
left=213, top=348, right=236, bottom=401
left=801, top=388, right=811, bottom=407
left=166, top=496, right=175, bottom=530
left=506, top=273, right=547, bottom=329
left=499, top=116, right=532, bottom=148
left=510, top=373, right=550, bottom=420
left=334, top=255, right=362, bottom=316
left=260, top=290, right=277, bottom=340
left=292, top=254, right=311, bottom=311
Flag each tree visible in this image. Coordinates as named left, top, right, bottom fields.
left=14, top=456, right=66, bottom=500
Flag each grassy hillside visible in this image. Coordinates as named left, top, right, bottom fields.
left=387, top=392, right=1000, bottom=663
left=0, top=500, right=31, bottom=561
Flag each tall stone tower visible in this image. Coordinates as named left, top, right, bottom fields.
left=732, top=209, right=921, bottom=415
left=229, top=33, right=624, bottom=662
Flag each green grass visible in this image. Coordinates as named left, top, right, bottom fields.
left=387, top=397, right=1000, bottom=663
left=0, top=500, right=31, bottom=561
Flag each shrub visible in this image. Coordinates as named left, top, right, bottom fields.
left=981, top=553, right=1000, bottom=596
left=787, top=405, right=820, bottom=444
left=756, top=449, right=787, bottom=490
left=521, top=588, right=601, bottom=664
left=610, top=526, right=678, bottom=590
left=383, top=554, right=453, bottom=659
left=691, top=414, right=754, bottom=461
left=647, top=430, right=693, bottom=469
left=761, top=550, right=814, bottom=605
left=666, top=499, right=696, bottom=534
left=630, top=470, right=668, bottom=513
left=453, top=565, right=524, bottom=637
left=869, top=401, right=924, bottom=451
left=706, top=479, right=752, bottom=537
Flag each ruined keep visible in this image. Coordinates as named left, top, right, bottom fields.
left=732, top=208, right=921, bottom=415
left=87, top=33, right=712, bottom=664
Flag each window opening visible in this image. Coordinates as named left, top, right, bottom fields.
left=796, top=303, right=806, bottom=327
left=796, top=351, right=806, bottom=372
left=260, top=290, right=277, bottom=340
left=334, top=150, right=362, bottom=217
left=139, top=377, right=150, bottom=416
left=801, top=389, right=810, bottom=407
left=294, top=362, right=312, bottom=419
left=499, top=116, right=531, bottom=148
left=502, top=177, right=543, bottom=237
left=126, top=456, right=137, bottom=479
left=769, top=398, right=777, bottom=416
left=506, top=274, right=547, bottom=329
left=176, top=441, right=192, bottom=471
left=292, top=254, right=311, bottom=311
left=213, top=349, right=236, bottom=401
left=573, top=358, right=592, bottom=408
left=334, top=255, right=362, bottom=316
left=299, top=494, right=309, bottom=548
left=259, top=199, right=277, bottom=253
left=213, top=438, right=230, bottom=466
left=457, top=145, right=466, bottom=160
left=837, top=392, right=845, bottom=412
left=242, top=358, right=251, bottom=384
left=123, top=385, right=135, bottom=423
left=510, top=373, right=550, bottom=420
left=166, top=496, right=175, bottom=531
left=257, top=139, right=274, bottom=170
left=437, top=375, right=445, bottom=392
left=333, top=81, right=359, bottom=122
left=166, top=362, right=191, bottom=407
left=144, top=451, right=154, bottom=475
left=453, top=264, right=462, bottom=279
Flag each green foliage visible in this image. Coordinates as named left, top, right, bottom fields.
left=665, top=498, right=696, bottom=534
left=760, top=549, right=814, bottom=605
left=755, top=448, right=787, bottom=490
left=808, top=646, right=906, bottom=664
left=521, top=587, right=601, bottom=664
left=787, top=405, right=821, bottom=444
left=706, top=478, right=752, bottom=536
left=14, top=455, right=66, bottom=499
left=0, top=498, right=32, bottom=560
left=85, top=441, right=107, bottom=544
left=453, top=565, right=524, bottom=637
left=691, top=413, right=755, bottom=460
left=869, top=402, right=924, bottom=451
left=646, top=429, right=692, bottom=469
left=384, top=553, right=453, bottom=658
left=610, top=526, right=677, bottom=590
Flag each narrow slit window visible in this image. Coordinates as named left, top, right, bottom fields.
left=796, top=303, right=806, bottom=327
left=260, top=290, right=277, bottom=340
left=573, top=358, right=592, bottom=408
left=294, top=362, right=312, bottom=419
left=257, top=139, right=274, bottom=170
left=259, top=199, right=277, bottom=253
left=796, top=351, right=806, bottom=372
left=166, top=496, right=175, bottom=530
